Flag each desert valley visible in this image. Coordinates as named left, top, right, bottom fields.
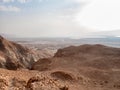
left=0, top=35, right=120, bottom=90
left=1, top=0, right=120, bottom=90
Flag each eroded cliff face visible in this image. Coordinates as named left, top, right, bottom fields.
left=0, top=36, right=39, bottom=70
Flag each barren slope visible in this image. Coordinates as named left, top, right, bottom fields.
left=0, top=36, right=120, bottom=90
left=32, top=44, right=120, bottom=90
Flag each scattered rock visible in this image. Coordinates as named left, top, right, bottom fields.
left=26, top=76, right=41, bottom=89
left=59, top=86, right=69, bottom=90
left=51, top=71, right=74, bottom=81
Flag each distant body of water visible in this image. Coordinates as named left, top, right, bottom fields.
left=11, top=37, right=120, bottom=48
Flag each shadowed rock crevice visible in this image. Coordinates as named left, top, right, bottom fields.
left=31, top=58, right=52, bottom=71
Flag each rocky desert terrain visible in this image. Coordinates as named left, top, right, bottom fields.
left=0, top=35, right=120, bottom=90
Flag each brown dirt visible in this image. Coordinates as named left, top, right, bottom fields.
left=0, top=36, right=120, bottom=90
left=32, top=44, right=120, bottom=90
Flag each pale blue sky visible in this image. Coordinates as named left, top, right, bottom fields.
left=0, top=0, right=120, bottom=38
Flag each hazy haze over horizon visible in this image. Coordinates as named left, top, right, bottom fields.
left=0, top=0, right=120, bottom=38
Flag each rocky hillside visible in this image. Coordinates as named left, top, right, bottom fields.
left=0, top=36, right=40, bottom=70
left=33, top=44, right=120, bottom=70
left=32, top=44, right=120, bottom=90
left=0, top=35, right=120, bottom=90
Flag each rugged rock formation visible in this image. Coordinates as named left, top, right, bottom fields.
left=0, top=35, right=39, bottom=70
left=0, top=35, right=120, bottom=90
left=0, top=68, right=71, bottom=90
left=32, top=44, right=120, bottom=90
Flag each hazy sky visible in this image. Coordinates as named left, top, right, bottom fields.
left=0, top=0, right=120, bottom=38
